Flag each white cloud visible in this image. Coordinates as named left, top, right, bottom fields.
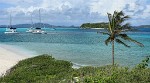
left=89, top=0, right=138, bottom=16
left=142, top=5, right=150, bottom=18
left=0, top=0, right=150, bottom=26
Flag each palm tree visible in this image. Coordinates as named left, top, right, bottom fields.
left=101, top=11, right=144, bottom=65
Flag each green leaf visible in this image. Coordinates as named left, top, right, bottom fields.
left=107, top=13, right=113, bottom=33
left=105, top=37, right=111, bottom=45
left=115, top=39, right=130, bottom=47
left=118, top=34, right=144, bottom=47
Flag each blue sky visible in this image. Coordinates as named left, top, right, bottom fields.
left=0, top=0, right=150, bottom=26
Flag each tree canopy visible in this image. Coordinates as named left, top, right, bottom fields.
left=80, top=22, right=108, bottom=29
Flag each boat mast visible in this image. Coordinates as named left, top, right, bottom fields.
left=39, top=9, right=41, bottom=28
left=9, top=13, right=12, bottom=28
left=30, top=13, right=34, bottom=28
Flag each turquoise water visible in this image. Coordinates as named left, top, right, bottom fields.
left=0, top=27, right=150, bottom=67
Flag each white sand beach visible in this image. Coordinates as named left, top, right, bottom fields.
left=0, top=44, right=33, bottom=76
left=91, top=28, right=104, bottom=29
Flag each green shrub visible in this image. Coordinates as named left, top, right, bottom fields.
left=0, top=54, right=150, bottom=83
left=0, top=54, right=73, bottom=83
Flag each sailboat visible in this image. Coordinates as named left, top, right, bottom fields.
left=5, top=13, right=18, bottom=34
left=32, top=9, right=46, bottom=34
left=26, top=13, right=34, bottom=32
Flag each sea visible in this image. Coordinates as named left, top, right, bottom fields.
left=0, top=27, right=150, bottom=67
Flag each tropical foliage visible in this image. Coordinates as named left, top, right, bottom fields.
left=0, top=54, right=73, bottom=83
left=100, top=11, right=144, bottom=65
left=0, top=54, right=150, bottom=83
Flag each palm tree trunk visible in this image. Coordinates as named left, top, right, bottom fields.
left=112, top=40, right=114, bottom=65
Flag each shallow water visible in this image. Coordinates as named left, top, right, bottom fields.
left=0, top=27, right=150, bottom=67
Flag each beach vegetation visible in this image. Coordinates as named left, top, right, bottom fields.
left=0, top=54, right=73, bottom=83
left=0, top=54, right=150, bottom=83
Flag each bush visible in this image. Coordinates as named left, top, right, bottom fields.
left=0, top=54, right=150, bottom=83
left=0, top=54, right=73, bottom=83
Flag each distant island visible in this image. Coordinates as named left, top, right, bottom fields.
left=1, top=23, right=150, bottom=29
left=80, top=22, right=108, bottom=29
left=0, top=23, right=79, bottom=28
left=80, top=22, right=150, bottom=29
left=134, top=25, right=150, bottom=28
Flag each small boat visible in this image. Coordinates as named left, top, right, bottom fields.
left=32, top=28, right=46, bottom=34
left=26, top=13, right=34, bottom=33
left=5, top=27, right=18, bottom=34
left=32, top=9, right=46, bottom=34
left=26, top=27, right=34, bottom=33
left=5, top=13, right=18, bottom=34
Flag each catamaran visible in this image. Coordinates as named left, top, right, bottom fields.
left=26, top=13, right=34, bottom=33
left=5, top=27, right=18, bottom=34
left=5, top=13, right=18, bottom=34
left=32, top=9, right=46, bottom=34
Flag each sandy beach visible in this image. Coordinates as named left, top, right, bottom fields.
left=0, top=44, right=33, bottom=76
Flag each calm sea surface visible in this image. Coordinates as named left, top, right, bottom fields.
left=0, top=27, right=150, bottom=67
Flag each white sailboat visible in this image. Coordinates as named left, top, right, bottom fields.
left=32, top=9, right=46, bottom=34
left=26, top=13, right=34, bottom=33
left=5, top=13, right=18, bottom=34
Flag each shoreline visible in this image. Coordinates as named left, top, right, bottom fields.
left=0, top=44, right=34, bottom=76
left=90, top=28, right=104, bottom=29
left=0, top=43, right=83, bottom=76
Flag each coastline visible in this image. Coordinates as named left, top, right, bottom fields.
left=0, top=43, right=83, bottom=76
left=0, top=44, right=33, bottom=76
left=90, top=28, right=104, bottom=29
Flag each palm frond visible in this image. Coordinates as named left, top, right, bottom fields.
left=105, top=37, right=111, bottom=45
left=119, top=15, right=129, bottom=24
left=122, top=23, right=131, bottom=30
left=118, top=34, right=128, bottom=39
left=112, top=11, right=116, bottom=31
left=123, top=15, right=130, bottom=19
left=118, top=11, right=124, bottom=16
left=115, top=11, right=130, bottom=27
left=115, top=39, right=130, bottom=47
left=115, top=11, right=124, bottom=20
left=127, top=37, right=144, bottom=47
left=118, top=34, right=144, bottom=47
left=114, top=30, right=122, bottom=34
left=107, top=13, right=113, bottom=33
left=120, top=18, right=126, bottom=23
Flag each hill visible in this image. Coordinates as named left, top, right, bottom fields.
left=0, top=23, right=55, bottom=28
left=0, top=23, right=79, bottom=28
left=135, top=25, right=150, bottom=28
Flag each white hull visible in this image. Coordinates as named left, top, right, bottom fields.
left=5, top=32, right=18, bottom=34
left=26, top=30, right=33, bottom=33
left=26, top=27, right=34, bottom=33
left=32, top=30, right=46, bottom=34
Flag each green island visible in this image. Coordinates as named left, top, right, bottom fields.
left=80, top=22, right=108, bottom=29
left=0, top=54, right=149, bottom=83
left=80, top=23, right=150, bottom=29
left=80, top=22, right=132, bottom=30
